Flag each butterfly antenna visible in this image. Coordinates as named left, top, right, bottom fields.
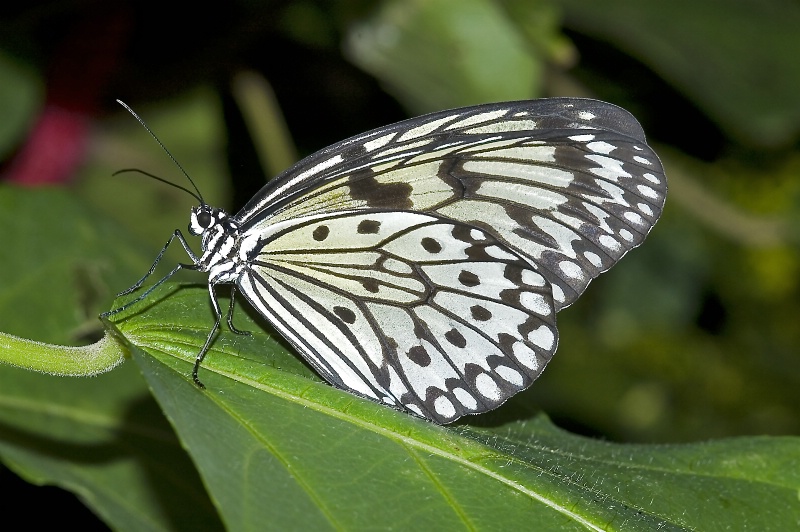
left=116, top=99, right=205, bottom=204
left=111, top=168, right=203, bottom=202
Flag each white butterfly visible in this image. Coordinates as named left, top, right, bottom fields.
left=111, top=98, right=666, bottom=424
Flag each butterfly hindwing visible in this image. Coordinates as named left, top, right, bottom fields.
left=235, top=211, right=557, bottom=423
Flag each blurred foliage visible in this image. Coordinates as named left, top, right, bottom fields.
left=1, top=0, right=799, bottom=529
left=345, top=0, right=543, bottom=112
left=559, top=0, right=800, bottom=148
left=0, top=50, right=41, bottom=160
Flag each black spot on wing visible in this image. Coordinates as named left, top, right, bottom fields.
left=470, top=305, right=492, bottom=321
left=312, top=225, right=330, bottom=241
left=357, top=219, right=381, bottom=234
left=407, top=345, right=431, bottom=367
left=333, top=306, right=356, bottom=324
left=361, top=278, right=380, bottom=293
left=458, top=270, right=480, bottom=287
left=421, top=237, right=442, bottom=254
left=445, top=328, right=467, bottom=348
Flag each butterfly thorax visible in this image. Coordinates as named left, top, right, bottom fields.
left=189, top=205, right=245, bottom=282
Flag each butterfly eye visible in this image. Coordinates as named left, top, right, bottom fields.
left=189, top=208, right=214, bottom=235
left=197, top=210, right=213, bottom=228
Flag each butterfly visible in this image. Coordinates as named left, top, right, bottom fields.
left=109, top=97, right=666, bottom=424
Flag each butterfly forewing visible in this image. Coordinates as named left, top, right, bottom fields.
left=237, top=98, right=665, bottom=312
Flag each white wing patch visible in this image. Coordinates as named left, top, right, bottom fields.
left=464, top=160, right=575, bottom=188
left=399, top=114, right=462, bottom=141
left=464, top=120, right=540, bottom=134
left=445, top=108, right=510, bottom=130
left=363, top=133, right=396, bottom=152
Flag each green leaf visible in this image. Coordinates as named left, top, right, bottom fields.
left=556, top=0, right=800, bottom=147
left=108, top=285, right=800, bottom=530
left=0, top=363, right=223, bottom=531
left=0, top=186, right=222, bottom=530
left=345, top=0, right=544, bottom=113
left=0, top=186, right=139, bottom=344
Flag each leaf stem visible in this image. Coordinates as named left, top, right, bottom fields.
left=0, top=331, right=126, bottom=377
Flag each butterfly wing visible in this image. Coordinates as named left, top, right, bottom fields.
left=231, top=98, right=666, bottom=422
left=237, top=98, right=666, bottom=310
left=236, top=211, right=557, bottom=423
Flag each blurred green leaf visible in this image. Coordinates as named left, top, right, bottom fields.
left=557, top=0, right=800, bottom=147
left=0, top=363, right=223, bottom=531
left=345, top=0, right=544, bottom=113
left=0, top=50, right=42, bottom=160
left=0, top=186, right=147, bottom=343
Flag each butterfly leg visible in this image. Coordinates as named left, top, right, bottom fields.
left=191, top=279, right=228, bottom=388
left=192, top=318, right=220, bottom=389
left=226, top=285, right=251, bottom=336
left=117, top=230, right=199, bottom=296
left=103, top=229, right=200, bottom=317
left=101, top=261, right=199, bottom=319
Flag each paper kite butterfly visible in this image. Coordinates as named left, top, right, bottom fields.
left=110, top=97, right=666, bottom=424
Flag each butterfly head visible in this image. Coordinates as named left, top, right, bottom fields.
left=189, top=204, right=228, bottom=236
